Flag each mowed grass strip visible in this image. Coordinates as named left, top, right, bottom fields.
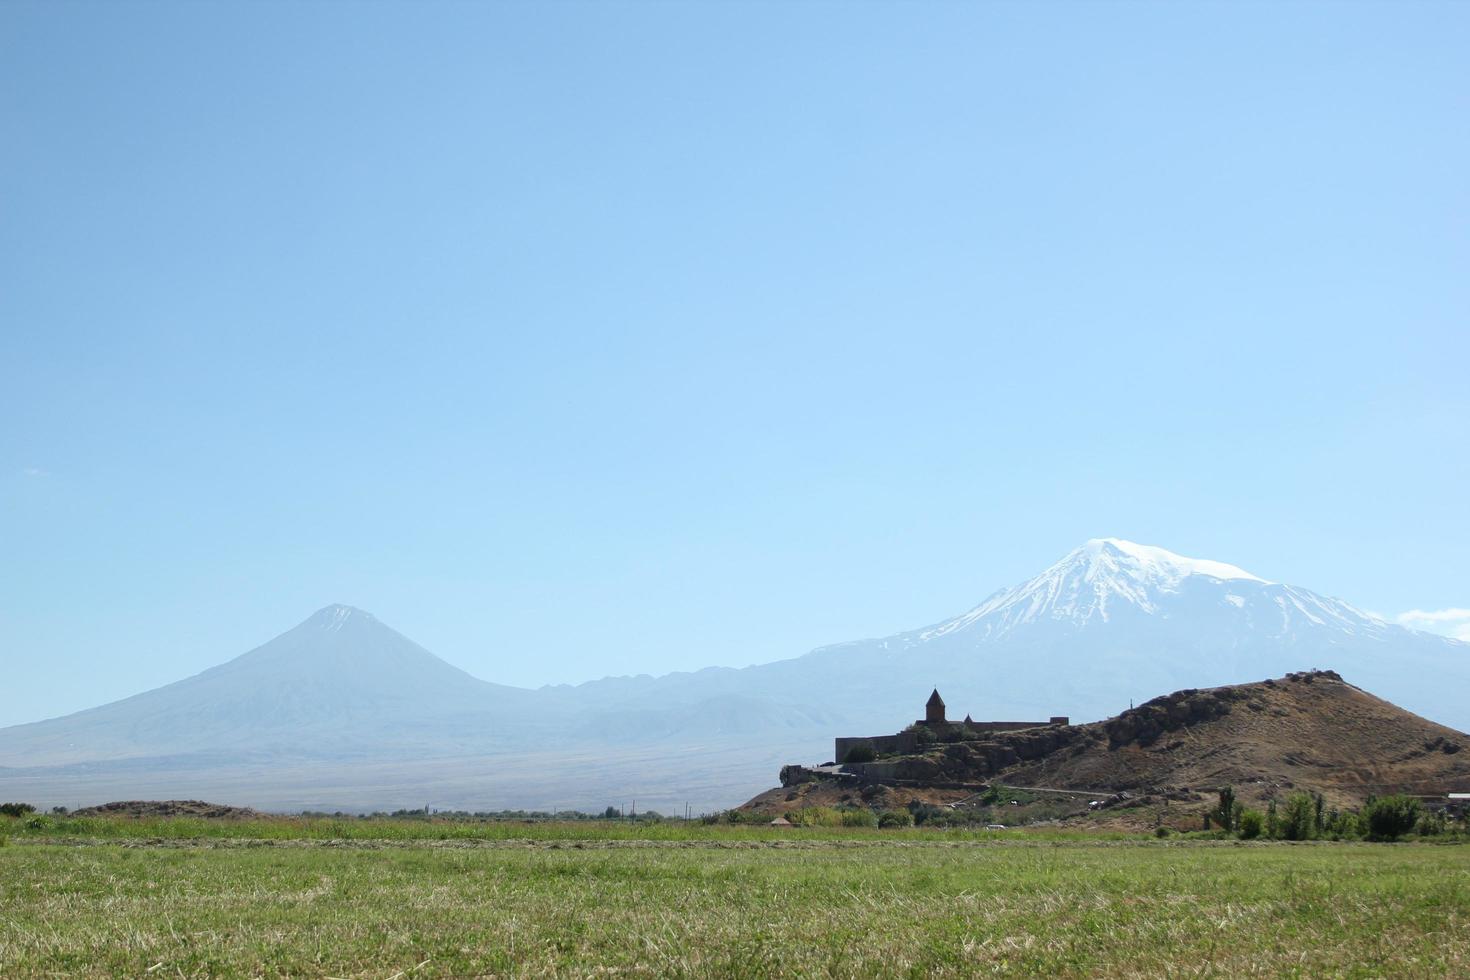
left=4, top=812, right=1139, bottom=843
left=1, top=840, right=1466, bottom=977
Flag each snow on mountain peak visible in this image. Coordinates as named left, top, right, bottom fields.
left=918, top=539, right=1274, bottom=642
left=309, top=604, right=375, bottom=632
left=1081, top=538, right=1269, bottom=586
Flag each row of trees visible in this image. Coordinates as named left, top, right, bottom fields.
left=1204, top=787, right=1436, bottom=841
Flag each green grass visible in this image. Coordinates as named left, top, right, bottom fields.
left=2, top=824, right=1467, bottom=977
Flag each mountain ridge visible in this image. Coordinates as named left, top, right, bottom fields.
left=2, top=539, right=1465, bottom=812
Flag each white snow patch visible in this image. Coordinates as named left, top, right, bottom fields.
left=1085, top=538, right=1269, bottom=584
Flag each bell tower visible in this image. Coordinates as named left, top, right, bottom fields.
left=925, top=688, right=946, bottom=724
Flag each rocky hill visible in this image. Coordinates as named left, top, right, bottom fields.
left=756, top=671, right=1470, bottom=813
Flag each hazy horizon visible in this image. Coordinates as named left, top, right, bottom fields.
left=3, top=2, right=1467, bottom=728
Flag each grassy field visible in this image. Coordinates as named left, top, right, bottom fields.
left=2, top=823, right=1467, bottom=977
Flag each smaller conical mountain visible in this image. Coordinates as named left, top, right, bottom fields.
left=0, top=605, right=538, bottom=768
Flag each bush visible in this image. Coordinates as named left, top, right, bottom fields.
left=839, top=808, right=877, bottom=828
left=1362, top=795, right=1421, bottom=841
left=0, top=802, right=37, bottom=818
left=842, top=743, right=876, bottom=764
left=1415, top=811, right=1447, bottom=837
left=1238, top=809, right=1264, bottom=840
left=1324, top=808, right=1359, bottom=840
left=1154, top=826, right=1171, bottom=838
left=787, top=806, right=844, bottom=828
left=1280, top=792, right=1317, bottom=841
left=878, top=810, right=913, bottom=828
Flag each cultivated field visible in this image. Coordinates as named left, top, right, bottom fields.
left=2, top=820, right=1467, bottom=977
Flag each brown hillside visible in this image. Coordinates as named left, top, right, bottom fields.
left=754, top=672, right=1470, bottom=813
left=70, top=800, right=269, bottom=820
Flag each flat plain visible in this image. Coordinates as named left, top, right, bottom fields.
left=2, top=819, right=1467, bottom=978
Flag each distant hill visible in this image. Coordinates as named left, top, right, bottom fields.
left=760, top=671, right=1470, bottom=811
left=2, top=539, right=1467, bottom=813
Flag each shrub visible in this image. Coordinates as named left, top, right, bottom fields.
left=839, top=808, right=877, bottom=828
left=1238, top=809, right=1264, bottom=840
left=787, top=806, right=844, bottom=828
left=1154, top=826, right=1171, bottom=838
left=1361, top=795, right=1421, bottom=841
left=979, top=784, right=1013, bottom=806
left=906, top=802, right=979, bottom=827
left=842, top=743, right=876, bottom=764
left=878, top=810, right=913, bottom=828
left=1324, top=808, right=1359, bottom=840
left=0, top=802, right=37, bottom=818
left=1279, top=792, right=1317, bottom=841
left=1415, top=811, right=1447, bottom=837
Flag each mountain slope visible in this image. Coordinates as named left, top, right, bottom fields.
left=842, top=671, right=1470, bottom=807
left=0, top=605, right=838, bottom=813
left=664, top=538, right=1470, bottom=734
left=744, top=671, right=1470, bottom=814
left=1, top=540, right=1465, bottom=812
left=0, top=605, right=543, bottom=767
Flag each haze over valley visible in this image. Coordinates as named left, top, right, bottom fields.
left=4, top=538, right=1463, bottom=813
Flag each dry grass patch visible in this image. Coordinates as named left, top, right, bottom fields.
left=1, top=838, right=1466, bottom=977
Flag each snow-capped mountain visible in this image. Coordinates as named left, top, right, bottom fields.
left=1, top=539, right=1464, bottom=812
left=915, top=538, right=1393, bottom=643
left=757, top=538, right=1466, bottom=731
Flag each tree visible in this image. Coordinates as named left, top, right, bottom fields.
left=842, top=743, right=876, bottom=764
left=1214, top=786, right=1239, bottom=833
left=1280, top=792, right=1316, bottom=840
left=0, top=803, right=36, bottom=818
left=1361, top=795, right=1421, bottom=841
left=1238, top=809, right=1264, bottom=839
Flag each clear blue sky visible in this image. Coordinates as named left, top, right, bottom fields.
left=2, top=1, right=1467, bottom=727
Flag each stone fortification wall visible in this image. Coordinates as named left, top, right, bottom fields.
left=834, top=733, right=918, bottom=763
left=835, top=717, right=1070, bottom=764
left=964, top=718, right=1069, bottom=734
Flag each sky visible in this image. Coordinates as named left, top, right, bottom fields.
left=2, top=1, right=1467, bottom=728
